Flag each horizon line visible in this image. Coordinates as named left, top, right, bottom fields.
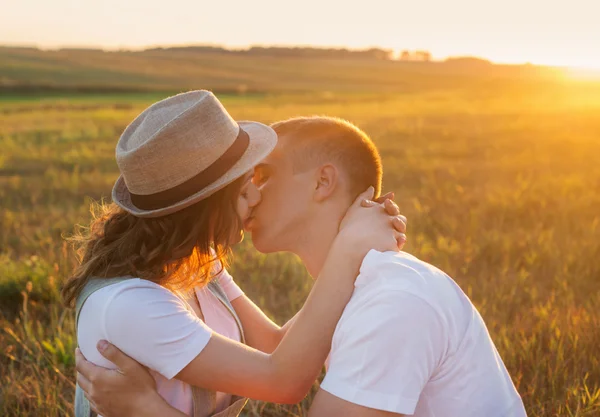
left=1, top=41, right=587, bottom=70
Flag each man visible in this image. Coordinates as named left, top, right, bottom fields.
left=76, top=116, right=527, bottom=416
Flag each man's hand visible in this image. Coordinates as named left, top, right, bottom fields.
left=76, top=341, right=182, bottom=417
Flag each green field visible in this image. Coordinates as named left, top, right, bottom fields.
left=1, top=54, right=600, bottom=416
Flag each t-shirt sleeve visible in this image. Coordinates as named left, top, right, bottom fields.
left=216, top=266, right=244, bottom=302
left=103, top=281, right=213, bottom=379
left=320, top=290, right=445, bottom=415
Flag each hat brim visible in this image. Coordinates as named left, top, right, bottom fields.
left=112, top=121, right=277, bottom=218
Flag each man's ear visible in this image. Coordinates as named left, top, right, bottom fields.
left=314, top=164, right=339, bottom=202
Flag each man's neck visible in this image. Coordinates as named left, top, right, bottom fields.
left=292, top=204, right=347, bottom=278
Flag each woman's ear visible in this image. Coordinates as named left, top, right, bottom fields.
left=314, top=164, right=338, bottom=202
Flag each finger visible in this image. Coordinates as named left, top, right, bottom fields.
left=383, top=199, right=400, bottom=216
left=89, top=400, right=100, bottom=415
left=97, top=340, right=138, bottom=374
left=352, top=186, right=375, bottom=208
left=394, top=232, right=407, bottom=249
left=77, top=372, right=92, bottom=394
left=76, top=348, right=100, bottom=379
left=374, top=192, right=394, bottom=204
left=360, top=199, right=377, bottom=208
left=391, top=216, right=407, bottom=234
left=82, top=392, right=100, bottom=415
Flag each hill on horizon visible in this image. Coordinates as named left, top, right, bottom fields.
left=0, top=45, right=570, bottom=95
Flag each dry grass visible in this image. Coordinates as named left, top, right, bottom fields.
left=1, top=76, right=600, bottom=416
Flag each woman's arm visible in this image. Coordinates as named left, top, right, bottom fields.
left=230, top=192, right=400, bottom=354
left=76, top=188, right=406, bottom=414
left=230, top=296, right=297, bottom=353
left=176, top=235, right=368, bottom=403
left=175, top=188, right=405, bottom=402
left=77, top=234, right=387, bottom=417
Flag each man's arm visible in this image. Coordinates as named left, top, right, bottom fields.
left=76, top=346, right=401, bottom=417
left=309, top=389, right=404, bottom=417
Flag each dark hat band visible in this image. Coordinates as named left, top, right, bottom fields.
left=130, top=127, right=250, bottom=211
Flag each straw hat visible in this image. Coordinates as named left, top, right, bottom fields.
left=112, top=90, right=277, bottom=217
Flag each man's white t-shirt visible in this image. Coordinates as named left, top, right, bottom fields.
left=77, top=268, right=244, bottom=416
left=321, top=250, right=527, bottom=417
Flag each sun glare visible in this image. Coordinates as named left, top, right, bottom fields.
left=565, top=66, right=600, bottom=80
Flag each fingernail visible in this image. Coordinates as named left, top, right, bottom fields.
left=75, top=347, right=81, bottom=355
left=97, top=340, right=108, bottom=352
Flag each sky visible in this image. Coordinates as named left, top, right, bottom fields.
left=2, top=0, right=599, bottom=68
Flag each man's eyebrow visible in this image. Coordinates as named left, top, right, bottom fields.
left=254, top=162, right=273, bottom=169
left=254, top=163, right=271, bottom=171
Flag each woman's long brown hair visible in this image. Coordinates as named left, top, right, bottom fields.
left=62, top=177, right=245, bottom=308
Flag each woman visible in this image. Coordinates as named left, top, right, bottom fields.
left=64, top=90, right=406, bottom=417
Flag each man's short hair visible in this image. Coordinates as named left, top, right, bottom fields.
left=271, top=116, right=382, bottom=199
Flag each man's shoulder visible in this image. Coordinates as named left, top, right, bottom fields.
left=356, top=250, right=450, bottom=293
left=350, top=250, right=472, bottom=325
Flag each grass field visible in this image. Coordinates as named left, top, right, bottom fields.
left=1, top=62, right=600, bottom=416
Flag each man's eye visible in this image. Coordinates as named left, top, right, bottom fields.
left=252, top=173, right=268, bottom=186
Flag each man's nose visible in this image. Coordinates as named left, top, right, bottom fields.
left=248, top=185, right=262, bottom=208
